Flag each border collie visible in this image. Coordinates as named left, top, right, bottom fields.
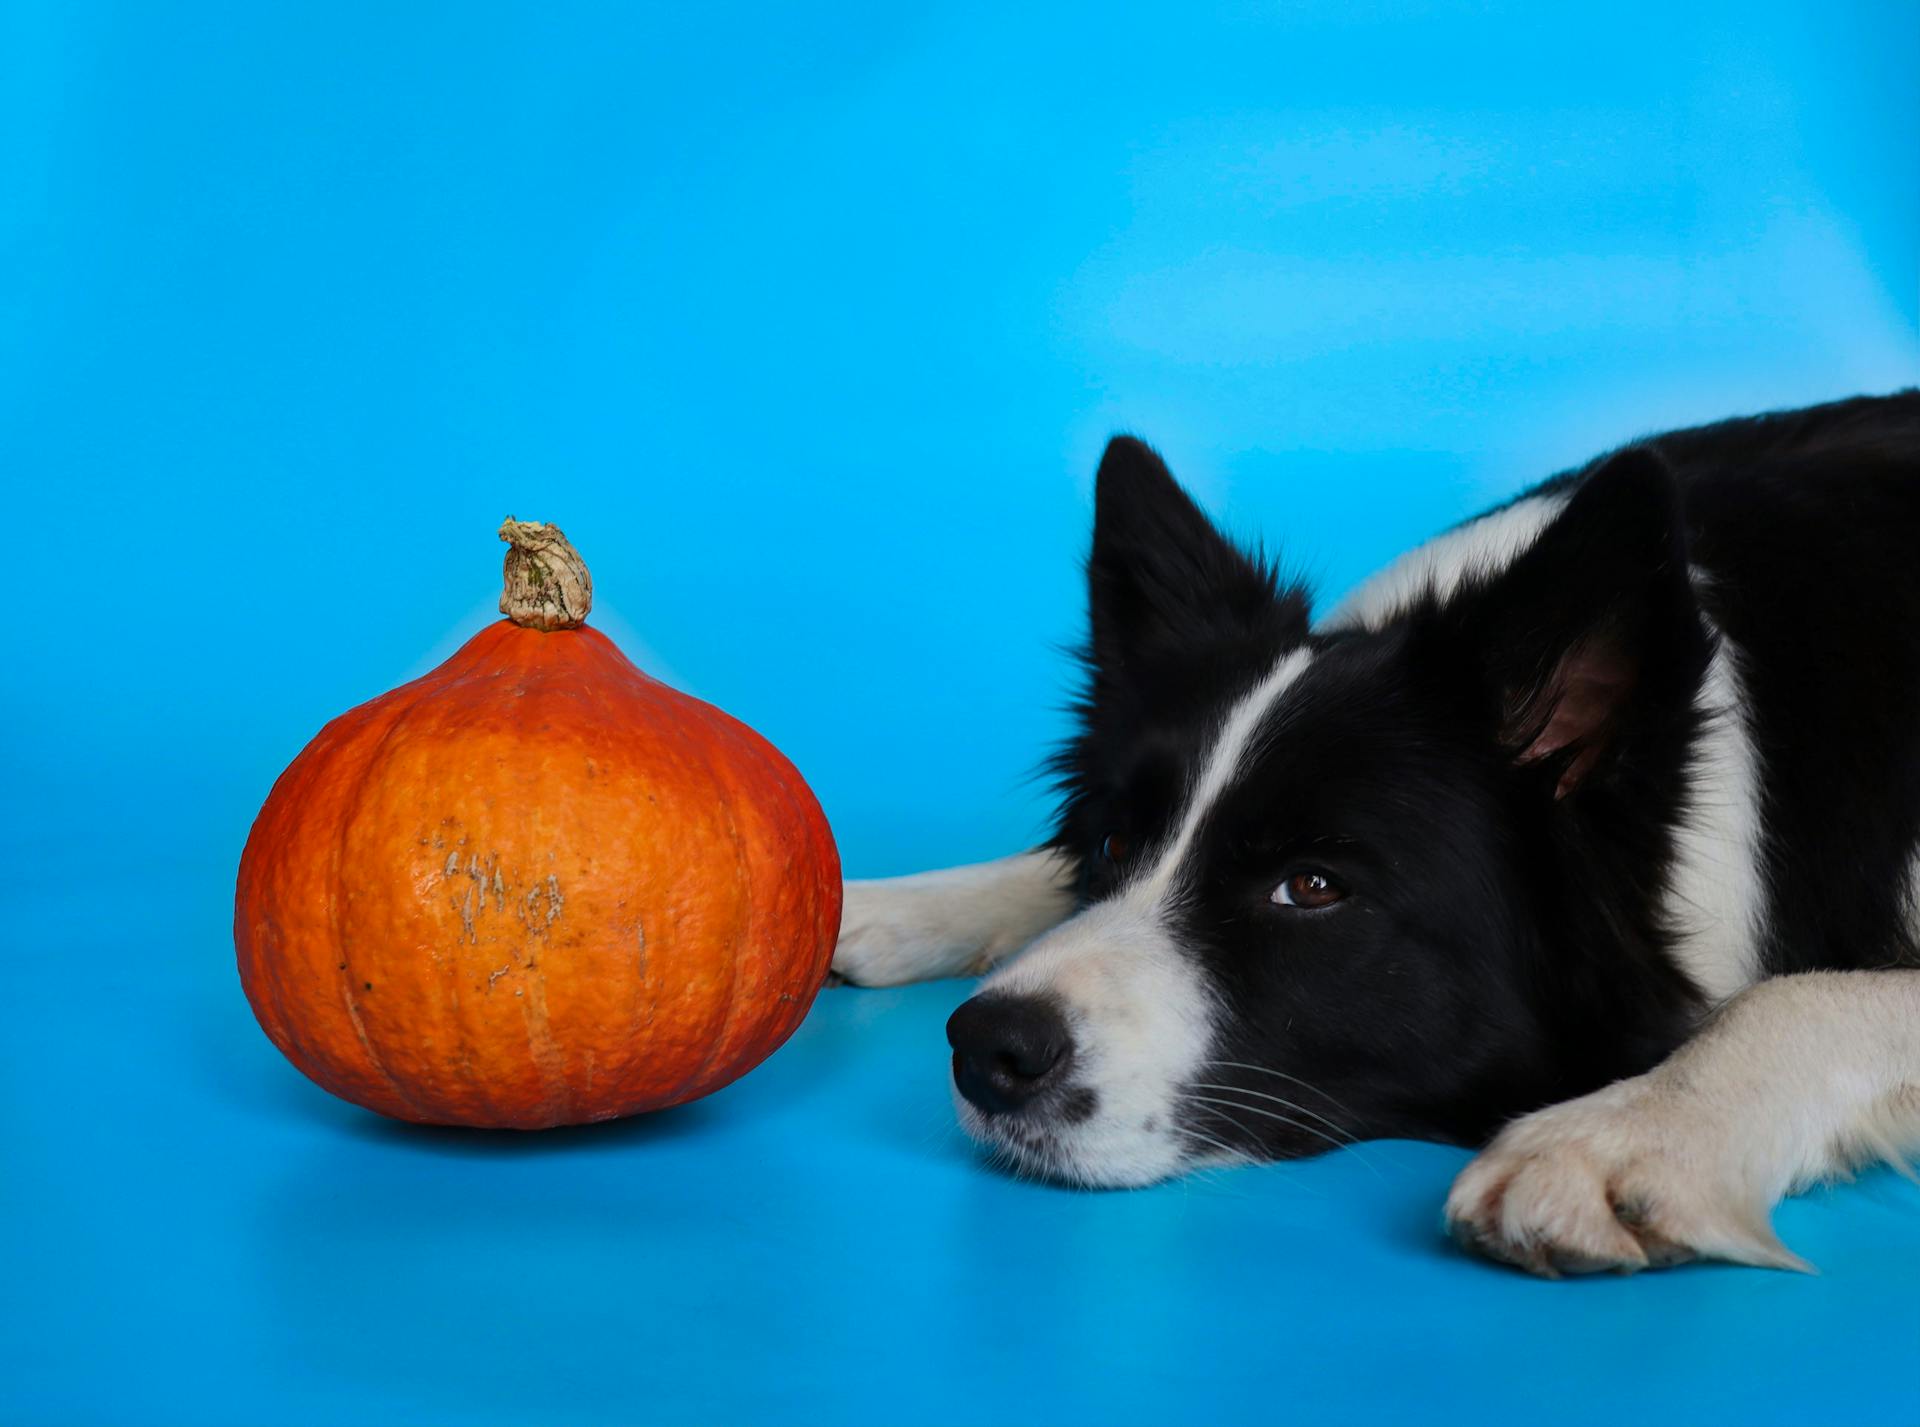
left=832, top=392, right=1920, bottom=1276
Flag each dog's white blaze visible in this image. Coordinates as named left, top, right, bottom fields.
left=1134, top=646, right=1318, bottom=902
left=1324, top=491, right=1572, bottom=633
left=1662, top=628, right=1768, bottom=1004
left=972, top=645, right=1318, bottom=1184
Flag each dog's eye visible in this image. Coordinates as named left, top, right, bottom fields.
left=1271, top=870, right=1345, bottom=909
left=1099, top=833, right=1131, bottom=865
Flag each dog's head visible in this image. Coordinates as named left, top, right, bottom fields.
left=949, top=437, right=1708, bottom=1186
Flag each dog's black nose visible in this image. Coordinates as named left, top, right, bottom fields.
left=946, top=993, right=1073, bottom=1114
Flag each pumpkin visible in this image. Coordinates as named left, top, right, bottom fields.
left=234, top=519, right=841, bottom=1128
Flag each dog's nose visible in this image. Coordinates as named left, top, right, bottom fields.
left=946, top=992, right=1073, bottom=1114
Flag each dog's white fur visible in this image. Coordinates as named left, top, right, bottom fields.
left=834, top=496, right=1920, bottom=1272
left=835, top=851, right=1077, bottom=986
left=1324, top=491, right=1572, bottom=634
left=1660, top=633, right=1769, bottom=1004
left=1445, top=972, right=1920, bottom=1274
left=967, top=899, right=1222, bottom=1186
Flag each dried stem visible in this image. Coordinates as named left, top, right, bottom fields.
left=499, top=519, right=592, bottom=631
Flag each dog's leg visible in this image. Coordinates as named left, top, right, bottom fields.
left=1446, top=970, right=1920, bottom=1276
left=831, top=850, right=1078, bottom=987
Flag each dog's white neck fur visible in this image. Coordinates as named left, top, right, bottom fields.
left=1324, top=491, right=1572, bottom=633
left=1663, top=629, right=1766, bottom=1003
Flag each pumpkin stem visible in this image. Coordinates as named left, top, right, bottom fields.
left=499, top=519, right=593, bottom=631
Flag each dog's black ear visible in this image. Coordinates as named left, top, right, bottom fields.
left=1452, top=446, right=1706, bottom=799
left=1088, top=436, right=1306, bottom=677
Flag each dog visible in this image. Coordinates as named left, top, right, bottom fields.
left=831, top=391, right=1920, bottom=1276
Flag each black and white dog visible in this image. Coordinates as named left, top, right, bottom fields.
left=833, top=391, right=1920, bottom=1276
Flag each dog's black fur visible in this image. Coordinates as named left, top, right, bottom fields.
left=1042, top=391, right=1920, bottom=1157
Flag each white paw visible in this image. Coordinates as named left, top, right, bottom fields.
left=1444, top=1080, right=1812, bottom=1277
left=830, top=878, right=1001, bottom=988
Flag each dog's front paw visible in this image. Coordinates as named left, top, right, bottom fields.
left=1444, top=1082, right=1811, bottom=1277
left=830, top=879, right=996, bottom=988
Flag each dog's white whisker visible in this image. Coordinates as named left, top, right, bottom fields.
left=1180, top=1124, right=1254, bottom=1166
left=1190, top=1084, right=1392, bottom=1181
left=1183, top=1092, right=1355, bottom=1156
left=1202, top=1060, right=1369, bottom=1126
left=1187, top=1081, right=1357, bottom=1145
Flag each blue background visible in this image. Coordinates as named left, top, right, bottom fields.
left=5, top=2, right=1918, bottom=1424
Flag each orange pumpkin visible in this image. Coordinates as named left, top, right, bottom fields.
left=235, top=519, right=841, bottom=1128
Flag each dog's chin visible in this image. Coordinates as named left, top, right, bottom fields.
left=952, top=1089, right=1202, bottom=1189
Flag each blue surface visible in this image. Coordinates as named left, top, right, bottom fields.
left=4, top=3, right=1918, bottom=1424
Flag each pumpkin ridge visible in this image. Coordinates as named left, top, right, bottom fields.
left=576, top=650, right=666, bottom=1096
left=504, top=653, right=580, bottom=1124
left=242, top=708, right=412, bottom=1106
left=251, top=702, right=419, bottom=1113
left=327, top=685, right=446, bottom=1121
left=688, top=700, right=837, bottom=1081
left=655, top=701, right=755, bottom=1108
left=242, top=723, right=365, bottom=1076
left=712, top=711, right=838, bottom=1062
left=238, top=790, right=312, bottom=1071
left=516, top=964, right=573, bottom=1122
left=605, top=667, right=747, bottom=1108
left=389, top=671, right=513, bottom=1128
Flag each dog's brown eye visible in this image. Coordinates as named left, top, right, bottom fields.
left=1100, top=833, right=1131, bottom=865
left=1272, top=870, right=1345, bottom=909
